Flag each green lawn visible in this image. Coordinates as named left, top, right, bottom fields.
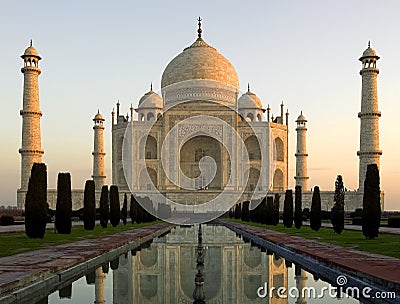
left=227, top=219, right=400, bottom=259
left=0, top=221, right=160, bottom=258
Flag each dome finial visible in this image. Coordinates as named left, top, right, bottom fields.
left=197, top=16, right=203, bottom=39
left=30, top=39, right=32, bottom=47
left=247, top=83, right=250, bottom=92
left=368, top=40, right=371, bottom=48
left=150, top=82, right=153, bottom=91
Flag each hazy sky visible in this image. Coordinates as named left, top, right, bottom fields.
left=1, top=0, right=399, bottom=210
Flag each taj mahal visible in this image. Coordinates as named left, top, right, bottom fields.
left=16, top=19, right=384, bottom=212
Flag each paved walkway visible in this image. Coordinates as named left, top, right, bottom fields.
left=223, top=221, right=400, bottom=289
left=0, top=222, right=173, bottom=303
left=0, top=221, right=84, bottom=234
left=306, top=221, right=400, bottom=235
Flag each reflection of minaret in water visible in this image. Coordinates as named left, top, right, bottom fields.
left=295, top=265, right=307, bottom=304
left=94, top=267, right=106, bottom=304
left=193, top=223, right=206, bottom=304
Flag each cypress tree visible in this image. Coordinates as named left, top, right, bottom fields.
left=55, top=172, right=72, bottom=234
left=83, top=180, right=96, bottom=230
left=129, top=194, right=136, bottom=224
left=234, top=203, right=241, bottom=219
left=273, top=194, right=280, bottom=225
left=25, top=163, right=48, bottom=238
left=121, top=193, right=128, bottom=225
left=331, top=175, right=345, bottom=234
left=265, top=196, right=274, bottom=225
left=310, top=186, right=322, bottom=231
left=136, top=199, right=143, bottom=224
left=109, top=185, right=120, bottom=227
left=99, top=185, right=109, bottom=228
left=253, top=198, right=266, bottom=224
left=241, top=201, right=250, bottom=222
left=294, top=186, right=302, bottom=229
left=362, top=164, right=381, bottom=239
left=283, top=189, right=293, bottom=228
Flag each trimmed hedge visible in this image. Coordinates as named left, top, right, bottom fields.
left=388, top=217, right=400, bottom=228
left=0, top=215, right=14, bottom=226
left=55, top=172, right=72, bottom=234
left=25, top=163, right=48, bottom=238
left=109, top=185, right=120, bottom=227
left=83, top=180, right=96, bottom=230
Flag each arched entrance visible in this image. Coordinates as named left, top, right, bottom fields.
left=180, top=136, right=222, bottom=190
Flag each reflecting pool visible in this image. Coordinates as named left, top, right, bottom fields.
left=37, top=225, right=362, bottom=303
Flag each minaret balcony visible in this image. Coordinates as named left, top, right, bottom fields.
left=358, top=111, right=381, bottom=118
left=357, top=150, right=382, bottom=156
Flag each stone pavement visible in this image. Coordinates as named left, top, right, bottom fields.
left=0, top=222, right=173, bottom=303
left=222, top=221, right=400, bottom=292
left=0, top=221, right=84, bottom=234
left=303, top=221, right=400, bottom=235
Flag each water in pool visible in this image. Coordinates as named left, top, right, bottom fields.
left=36, top=225, right=362, bottom=303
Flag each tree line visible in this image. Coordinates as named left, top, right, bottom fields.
left=229, top=164, right=381, bottom=239
left=24, top=162, right=171, bottom=238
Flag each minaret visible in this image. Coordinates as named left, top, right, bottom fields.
left=19, top=41, right=44, bottom=197
left=92, top=111, right=106, bottom=191
left=357, top=42, right=382, bottom=191
left=94, top=267, right=106, bottom=304
left=295, top=112, right=309, bottom=190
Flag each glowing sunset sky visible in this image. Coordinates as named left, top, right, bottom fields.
left=1, top=0, right=399, bottom=210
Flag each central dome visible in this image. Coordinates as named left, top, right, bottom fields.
left=161, top=37, right=239, bottom=89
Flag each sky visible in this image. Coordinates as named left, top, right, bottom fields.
left=1, top=0, right=399, bottom=210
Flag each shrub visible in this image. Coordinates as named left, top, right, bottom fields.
left=362, top=164, right=381, bottom=239
left=265, top=197, right=274, bottom=225
left=121, top=193, right=128, bottom=225
left=129, top=195, right=137, bottom=223
left=302, top=208, right=310, bottom=220
left=234, top=203, right=242, bottom=219
left=241, top=201, right=250, bottom=222
left=310, top=186, right=322, bottom=231
left=283, top=189, right=293, bottom=228
left=0, top=215, right=14, bottom=226
left=256, top=198, right=268, bottom=224
left=83, top=180, right=95, bottom=230
left=25, top=163, right=48, bottom=238
left=388, top=217, right=400, bottom=228
left=331, top=175, right=345, bottom=234
left=273, top=194, right=280, bottom=226
left=55, top=173, right=72, bottom=234
left=294, top=186, right=302, bottom=229
left=99, top=185, right=109, bottom=228
left=109, top=185, right=120, bottom=227
left=352, top=217, right=362, bottom=225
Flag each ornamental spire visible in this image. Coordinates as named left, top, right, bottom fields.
left=30, top=39, right=32, bottom=47
left=247, top=83, right=250, bottom=92
left=368, top=40, right=371, bottom=48
left=197, top=17, right=202, bottom=39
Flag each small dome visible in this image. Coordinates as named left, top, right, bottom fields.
left=238, top=89, right=263, bottom=109
left=359, top=42, right=379, bottom=60
left=138, top=90, right=163, bottom=109
left=362, top=47, right=377, bottom=57
left=22, top=42, right=41, bottom=59
left=296, top=112, right=307, bottom=122
left=93, top=111, right=104, bottom=121
left=161, top=37, right=239, bottom=89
